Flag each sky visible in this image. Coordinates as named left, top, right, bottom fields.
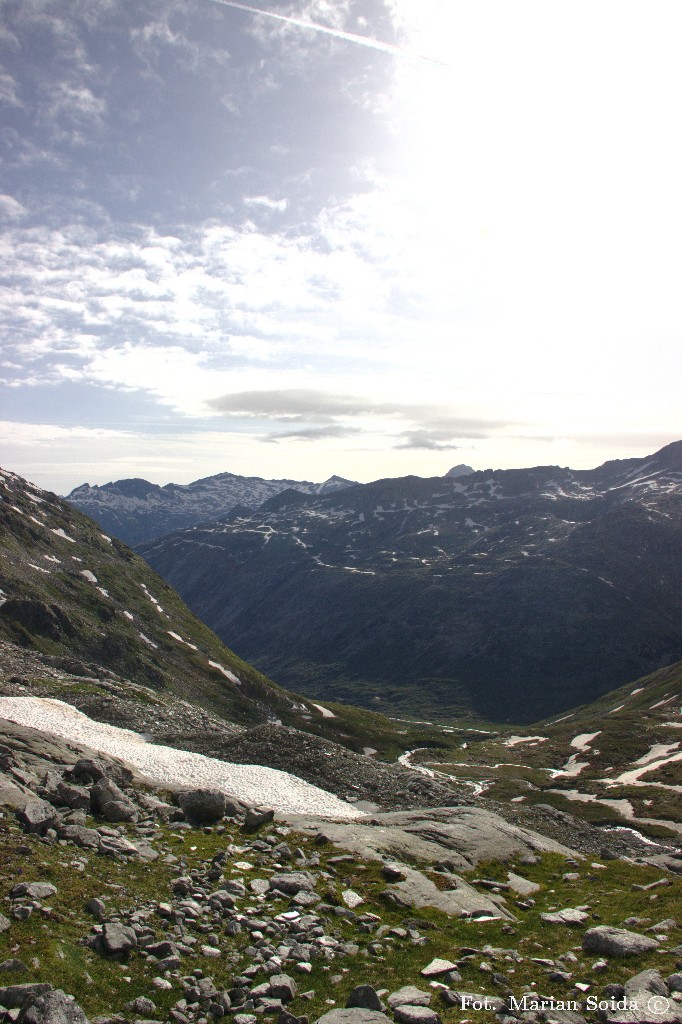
left=1, top=0, right=681, bottom=494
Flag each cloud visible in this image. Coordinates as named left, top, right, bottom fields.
left=0, top=69, right=22, bottom=108
left=393, top=430, right=464, bottom=451
left=0, top=194, right=26, bottom=220
left=244, top=195, right=288, bottom=212
left=208, top=388, right=376, bottom=419
left=263, top=423, right=358, bottom=443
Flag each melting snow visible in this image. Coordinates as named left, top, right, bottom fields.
left=139, top=632, right=158, bottom=649
left=570, top=731, right=601, bottom=751
left=504, top=735, right=548, bottom=747
left=28, top=562, right=50, bottom=575
left=208, top=661, right=241, bottom=685
left=51, top=528, right=76, bottom=543
left=167, top=631, right=198, bottom=651
left=311, top=703, right=336, bottom=719
left=80, top=570, right=98, bottom=583
left=0, top=697, right=363, bottom=819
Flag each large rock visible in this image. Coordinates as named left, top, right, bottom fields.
left=286, top=805, right=575, bottom=871
left=582, top=926, right=659, bottom=957
left=0, top=983, right=53, bottom=1008
left=541, top=907, right=590, bottom=926
left=21, top=988, right=90, bottom=1024
left=314, top=1011, right=390, bottom=1024
left=387, top=987, right=431, bottom=1009
left=176, top=788, right=228, bottom=824
left=601, top=970, right=682, bottom=1023
left=15, top=798, right=59, bottom=834
left=269, top=872, right=316, bottom=895
left=99, top=922, right=137, bottom=956
left=89, top=778, right=137, bottom=822
left=347, top=986, right=384, bottom=1011
left=10, top=881, right=57, bottom=900
left=384, top=865, right=511, bottom=920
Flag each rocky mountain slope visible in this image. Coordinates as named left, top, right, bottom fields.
left=139, top=442, right=682, bottom=723
left=0, top=465, right=417, bottom=755
left=66, top=472, right=356, bottom=546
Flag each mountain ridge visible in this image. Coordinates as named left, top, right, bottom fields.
left=66, top=470, right=358, bottom=545
left=139, top=442, right=682, bottom=723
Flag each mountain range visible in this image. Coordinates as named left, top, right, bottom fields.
left=66, top=471, right=356, bottom=546
left=137, top=442, right=682, bottom=723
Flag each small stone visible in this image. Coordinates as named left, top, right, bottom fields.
left=420, top=959, right=458, bottom=978
left=341, top=890, right=364, bottom=909
left=244, top=807, right=275, bottom=831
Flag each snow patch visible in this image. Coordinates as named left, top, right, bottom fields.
left=208, top=661, right=241, bottom=686
left=51, top=528, right=76, bottom=543
left=80, top=570, right=98, bottom=583
left=0, top=697, right=363, bottom=819
left=570, top=731, right=601, bottom=751
left=311, top=703, right=336, bottom=719
left=504, top=735, right=548, bottom=747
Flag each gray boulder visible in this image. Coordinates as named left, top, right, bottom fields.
left=598, top=970, right=682, bottom=1023
left=21, top=988, right=89, bottom=1024
left=177, top=788, right=228, bottom=824
left=57, top=825, right=101, bottom=849
left=269, top=872, right=316, bottom=894
left=99, top=922, right=137, bottom=956
left=11, top=881, right=57, bottom=900
left=269, top=975, right=297, bottom=1003
left=0, top=913, right=11, bottom=933
left=387, top=987, right=431, bottom=1009
left=244, top=806, right=275, bottom=831
left=0, top=983, right=53, bottom=1008
left=53, top=781, right=91, bottom=810
left=346, top=986, right=383, bottom=1011
left=15, top=799, right=58, bottom=833
left=582, top=926, right=659, bottom=957
left=90, top=778, right=137, bottom=822
left=541, top=908, right=590, bottom=926
left=393, top=1008, right=441, bottom=1024
left=314, top=1012, right=390, bottom=1024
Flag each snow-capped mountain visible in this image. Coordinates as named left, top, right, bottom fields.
left=139, top=442, right=682, bottom=723
left=66, top=471, right=357, bottom=545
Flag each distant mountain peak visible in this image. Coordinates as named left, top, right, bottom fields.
left=445, top=464, right=474, bottom=479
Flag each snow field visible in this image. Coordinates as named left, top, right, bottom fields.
left=0, top=697, right=364, bottom=820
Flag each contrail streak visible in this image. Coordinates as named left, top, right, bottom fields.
left=204, top=0, right=446, bottom=66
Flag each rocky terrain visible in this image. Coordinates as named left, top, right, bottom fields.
left=138, top=442, right=682, bottom=722
left=66, top=474, right=356, bottom=547
left=0, top=714, right=681, bottom=1024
